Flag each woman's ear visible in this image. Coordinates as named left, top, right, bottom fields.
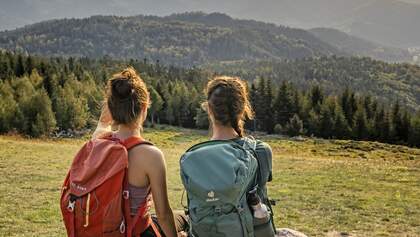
left=207, top=105, right=215, bottom=124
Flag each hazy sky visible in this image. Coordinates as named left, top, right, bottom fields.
left=0, top=0, right=419, bottom=31
left=399, top=0, right=420, bottom=3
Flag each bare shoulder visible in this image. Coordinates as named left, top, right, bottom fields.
left=128, top=144, right=165, bottom=167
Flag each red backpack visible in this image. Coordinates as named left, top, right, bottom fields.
left=60, top=136, right=161, bottom=237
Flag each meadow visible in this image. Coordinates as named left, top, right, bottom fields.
left=0, top=127, right=419, bottom=237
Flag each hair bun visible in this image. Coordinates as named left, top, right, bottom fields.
left=111, top=79, right=133, bottom=100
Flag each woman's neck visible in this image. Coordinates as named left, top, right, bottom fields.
left=115, top=124, right=141, bottom=140
left=211, top=123, right=239, bottom=140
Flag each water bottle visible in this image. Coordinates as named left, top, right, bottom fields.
left=248, top=190, right=275, bottom=237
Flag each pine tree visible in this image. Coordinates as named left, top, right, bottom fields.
left=400, top=111, right=411, bottom=143
left=307, top=109, right=320, bottom=136
left=25, top=55, right=34, bottom=75
left=353, top=106, right=369, bottom=140
left=309, top=85, right=324, bottom=113
left=156, top=82, right=170, bottom=124
left=363, top=95, right=374, bottom=120
left=373, top=107, right=389, bottom=142
left=263, top=78, right=274, bottom=133
left=249, top=83, right=258, bottom=131
left=340, top=88, right=357, bottom=127
left=333, top=103, right=351, bottom=139
left=255, top=77, right=267, bottom=131
left=408, top=114, right=420, bottom=147
left=149, top=86, right=163, bottom=125
left=273, top=81, right=293, bottom=126
left=391, top=101, right=404, bottom=142
left=15, top=54, right=25, bottom=77
left=318, top=99, right=335, bottom=138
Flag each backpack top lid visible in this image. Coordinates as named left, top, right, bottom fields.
left=69, top=136, right=146, bottom=197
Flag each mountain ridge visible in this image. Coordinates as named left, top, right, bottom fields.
left=0, top=12, right=413, bottom=66
left=309, top=27, right=410, bottom=62
left=1, top=0, right=419, bottom=48
left=0, top=12, right=343, bottom=66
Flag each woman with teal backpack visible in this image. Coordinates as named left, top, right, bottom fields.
left=180, top=76, right=276, bottom=237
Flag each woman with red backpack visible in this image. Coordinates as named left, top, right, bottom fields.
left=61, top=67, right=187, bottom=237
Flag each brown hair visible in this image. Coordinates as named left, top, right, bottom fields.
left=106, top=67, right=149, bottom=127
left=205, top=76, right=254, bottom=137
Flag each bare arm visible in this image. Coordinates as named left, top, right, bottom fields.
left=92, top=103, right=113, bottom=139
left=133, top=146, right=178, bottom=237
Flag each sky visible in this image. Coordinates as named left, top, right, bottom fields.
left=0, top=0, right=419, bottom=31
left=1, top=0, right=420, bottom=47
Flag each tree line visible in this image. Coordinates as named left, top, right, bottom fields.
left=0, top=51, right=419, bottom=147
left=247, top=78, right=419, bottom=147
left=210, top=56, right=420, bottom=111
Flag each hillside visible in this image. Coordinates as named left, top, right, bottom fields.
left=0, top=13, right=341, bottom=66
left=1, top=0, right=419, bottom=48
left=309, top=28, right=411, bottom=62
left=0, top=128, right=419, bottom=236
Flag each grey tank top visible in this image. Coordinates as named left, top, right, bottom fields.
left=129, top=183, right=150, bottom=215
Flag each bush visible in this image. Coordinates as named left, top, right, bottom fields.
left=274, top=124, right=283, bottom=135
left=285, top=114, right=304, bottom=137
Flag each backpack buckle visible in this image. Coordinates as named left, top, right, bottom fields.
left=123, top=190, right=129, bottom=199
left=236, top=205, right=244, bottom=213
left=119, top=220, right=126, bottom=233
left=67, top=200, right=75, bottom=212
left=215, top=207, right=222, bottom=214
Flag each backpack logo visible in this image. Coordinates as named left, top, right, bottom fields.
left=206, top=191, right=219, bottom=202
left=70, top=182, right=87, bottom=191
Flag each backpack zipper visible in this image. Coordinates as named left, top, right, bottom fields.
left=83, top=193, right=91, bottom=227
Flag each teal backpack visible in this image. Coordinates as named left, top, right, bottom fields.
left=180, top=137, right=274, bottom=237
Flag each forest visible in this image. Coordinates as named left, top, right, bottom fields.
left=209, top=57, right=420, bottom=111
left=0, top=50, right=419, bottom=147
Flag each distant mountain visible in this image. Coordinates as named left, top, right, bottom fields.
left=0, top=13, right=342, bottom=66
left=215, top=0, right=420, bottom=48
left=1, top=0, right=419, bottom=48
left=309, top=28, right=411, bottom=62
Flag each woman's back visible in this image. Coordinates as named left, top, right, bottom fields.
left=89, top=67, right=183, bottom=237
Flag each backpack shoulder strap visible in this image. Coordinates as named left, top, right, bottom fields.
left=121, top=136, right=154, bottom=150
left=242, top=136, right=257, bottom=151
left=185, top=139, right=240, bottom=153
left=119, top=136, right=159, bottom=237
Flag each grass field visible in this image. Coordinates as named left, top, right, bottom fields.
left=0, top=127, right=419, bottom=237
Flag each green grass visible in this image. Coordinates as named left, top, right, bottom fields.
left=0, top=127, right=419, bottom=236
